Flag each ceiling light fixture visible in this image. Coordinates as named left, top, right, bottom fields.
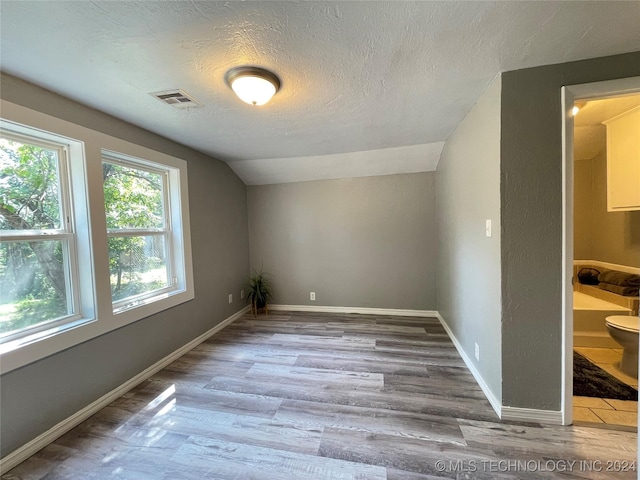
left=225, top=66, right=281, bottom=106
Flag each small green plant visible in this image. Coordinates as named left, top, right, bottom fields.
left=247, top=270, right=272, bottom=314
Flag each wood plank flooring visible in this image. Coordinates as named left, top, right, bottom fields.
left=3, top=311, right=637, bottom=479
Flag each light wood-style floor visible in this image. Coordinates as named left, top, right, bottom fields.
left=3, top=312, right=637, bottom=479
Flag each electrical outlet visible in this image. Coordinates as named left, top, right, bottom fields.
left=228, top=294, right=233, bottom=304
left=310, top=292, right=316, bottom=301
left=240, top=290, right=245, bottom=299
left=475, top=342, right=480, bottom=361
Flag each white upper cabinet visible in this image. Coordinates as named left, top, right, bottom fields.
left=604, top=106, right=640, bottom=212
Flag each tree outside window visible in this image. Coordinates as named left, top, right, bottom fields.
left=0, top=118, right=192, bottom=372
left=0, top=135, right=75, bottom=338
left=102, top=155, right=174, bottom=309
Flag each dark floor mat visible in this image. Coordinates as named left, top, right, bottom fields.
left=573, top=351, right=637, bottom=401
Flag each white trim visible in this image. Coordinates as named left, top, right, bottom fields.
left=0, top=125, right=87, bottom=347
left=0, top=101, right=195, bottom=374
left=437, top=313, right=561, bottom=425
left=268, top=304, right=438, bottom=317
left=574, top=260, right=640, bottom=275
left=561, top=85, right=575, bottom=427
left=0, top=305, right=249, bottom=475
left=562, top=77, right=640, bottom=428
left=434, top=312, right=502, bottom=418
left=501, top=406, right=563, bottom=425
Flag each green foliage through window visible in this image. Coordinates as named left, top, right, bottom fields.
left=102, top=159, right=170, bottom=304
left=103, top=162, right=164, bottom=230
left=108, top=235, right=169, bottom=301
left=0, top=138, right=62, bottom=231
left=0, top=137, right=70, bottom=336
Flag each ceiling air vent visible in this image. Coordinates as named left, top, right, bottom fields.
left=150, top=89, right=202, bottom=109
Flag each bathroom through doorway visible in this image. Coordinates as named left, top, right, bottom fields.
left=562, top=77, right=640, bottom=430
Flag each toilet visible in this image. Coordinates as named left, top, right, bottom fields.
left=605, top=315, right=639, bottom=377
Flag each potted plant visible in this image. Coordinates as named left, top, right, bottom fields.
left=247, top=270, right=273, bottom=315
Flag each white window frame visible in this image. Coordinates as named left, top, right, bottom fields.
left=0, top=120, right=95, bottom=349
left=102, top=152, right=180, bottom=312
left=97, top=147, right=193, bottom=329
left=0, top=101, right=194, bottom=375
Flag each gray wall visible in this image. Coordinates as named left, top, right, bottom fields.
left=436, top=75, right=502, bottom=401
left=500, top=51, right=640, bottom=410
left=0, top=73, right=250, bottom=457
left=247, top=173, right=436, bottom=310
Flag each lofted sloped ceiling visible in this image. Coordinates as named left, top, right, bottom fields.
left=1, top=1, right=639, bottom=185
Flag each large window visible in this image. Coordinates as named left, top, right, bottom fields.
left=0, top=132, right=80, bottom=341
left=0, top=112, right=193, bottom=374
left=102, top=153, right=178, bottom=310
left=0, top=132, right=79, bottom=341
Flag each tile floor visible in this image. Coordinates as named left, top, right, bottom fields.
left=574, top=346, right=638, bottom=429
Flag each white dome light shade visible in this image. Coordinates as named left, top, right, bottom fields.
left=225, top=67, right=281, bottom=106
left=231, top=76, right=276, bottom=106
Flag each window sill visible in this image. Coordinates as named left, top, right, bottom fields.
left=0, top=316, right=97, bottom=356
left=0, top=289, right=194, bottom=375
left=0, top=100, right=195, bottom=376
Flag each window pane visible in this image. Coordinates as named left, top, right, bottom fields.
left=108, top=235, right=169, bottom=302
left=103, top=162, right=164, bottom=230
left=0, top=240, right=70, bottom=337
left=0, top=137, right=62, bottom=230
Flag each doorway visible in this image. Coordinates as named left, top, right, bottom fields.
left=562, top=77, right=640, bottom=427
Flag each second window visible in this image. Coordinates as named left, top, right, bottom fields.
left=102, top=152, right=175, bottom=311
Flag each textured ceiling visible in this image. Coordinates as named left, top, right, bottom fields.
left=1, top=1, right=639, bottom=184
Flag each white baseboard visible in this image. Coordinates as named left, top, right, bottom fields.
left=0, top=305, right=250, bottom=475
left=435, top=312, right=564, bottom=425
left=269, top=304, right=438, bottom=317
left=501, top=406, right=563, bottom=425
left=434, top=313, right=502, bottom=419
